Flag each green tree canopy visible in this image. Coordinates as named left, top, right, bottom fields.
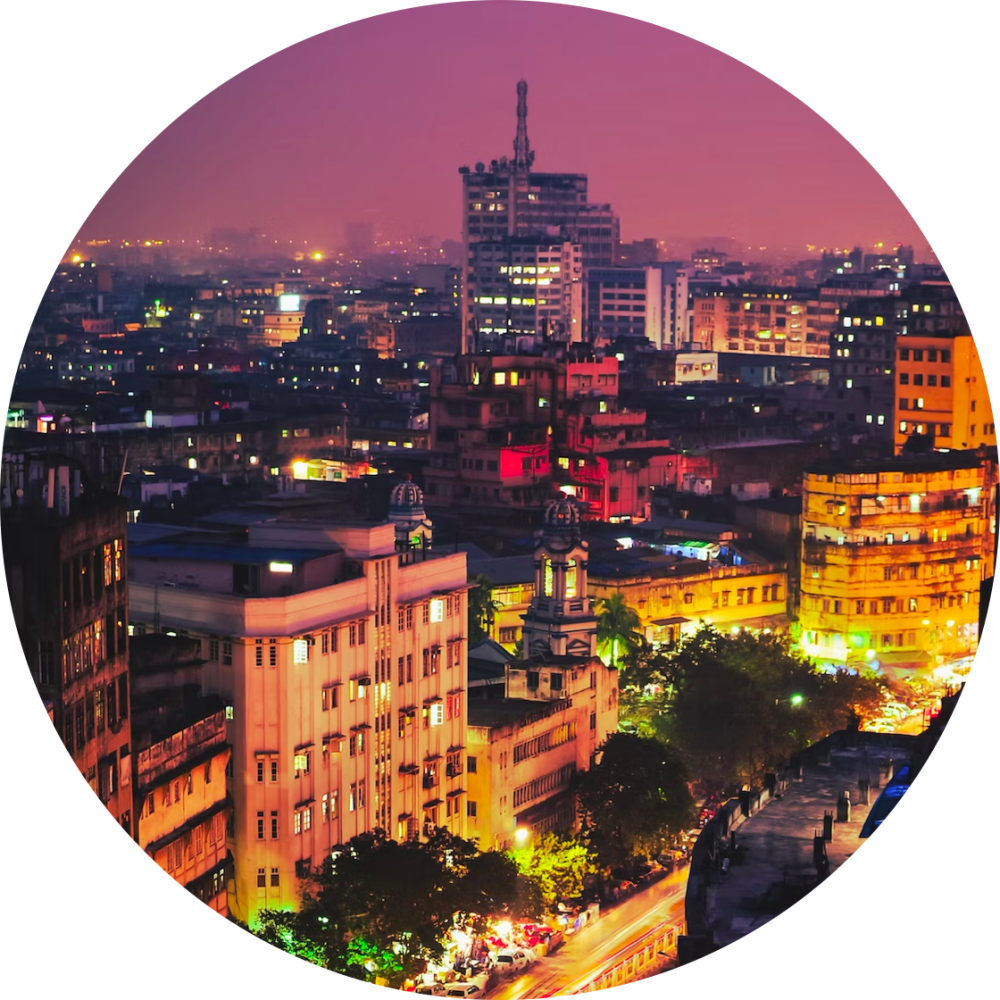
left=468, top=574, right=500, bottom=646
left=660, top=626, right=887, bottom=790
left=511, top=832, right=598, bottom=908
left=596, top=591, right=645, bottom=667
left=576, top=732, right=695, bottom=870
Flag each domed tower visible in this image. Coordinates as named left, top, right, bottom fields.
left=387, top=475, right=433, bottom=554
left=519, top=497, right=598, bottom=661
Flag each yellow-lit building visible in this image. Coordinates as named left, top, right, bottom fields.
left=798, top=451, right=994, bottom=675
left=466, top=499, right=618, bottom=850
left=895, top=327, right=996, bottom=453
left=589, top=554, right=789, bottom=647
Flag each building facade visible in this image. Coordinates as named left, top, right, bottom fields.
left=459, top=81, right=619, bottom=352
left=127, top=494, right=469, bottom=925
left=131, top=635, right=232, bottom=915
left=3, top=451, right=134, bottom=835
left=798, top=451, right=994, bottom=674
left=466, top=499, right=618, bottom=849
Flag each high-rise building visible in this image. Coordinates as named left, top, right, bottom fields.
left=798, top=450, right=995, bottom=674
left=2, top=451, right=134, bottom=836
left=470, top=237, right=583, bottom=352
left=459, top=81, right=620, bottom=352
left=584, top=266, right=662, bottom=347
left=126, top=488, right=468, bottom=925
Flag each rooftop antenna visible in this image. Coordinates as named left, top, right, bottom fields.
left=514, top=79, right=534, bottom=171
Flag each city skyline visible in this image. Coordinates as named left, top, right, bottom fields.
left=72, top=3, right=928, bottom=256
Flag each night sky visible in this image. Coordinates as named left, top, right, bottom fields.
left=75, top=1, right=928, bottom=255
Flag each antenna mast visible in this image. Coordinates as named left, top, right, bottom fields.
left=513, top=79, right=534, bottom=171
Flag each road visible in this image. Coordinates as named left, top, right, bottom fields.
left=488, top=869, right=688, bottom=999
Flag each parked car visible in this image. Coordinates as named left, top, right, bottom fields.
left=445, top=985, right=483, bottom=998
left=415, top=984, right=447, bottom=996
left=656, top=853, right=675, bottom=872
left=495, top=948, right=536, bottom=973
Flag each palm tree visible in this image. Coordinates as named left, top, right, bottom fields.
left=596, top=591, right=644, bottom=667
left=467, top=574, right=500, bottom=645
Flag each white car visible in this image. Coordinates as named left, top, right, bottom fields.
left=414, top=984, right=447, bottom=996
left=495, top=948, right=537, bottom=973
left=445, top=985, right=483, bottom=998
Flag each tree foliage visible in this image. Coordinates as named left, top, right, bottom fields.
left=596, top=591, right=645, bottom=667
left=468, top=574, right=500, bottom=645
left=511, top=832, right=598, bottom=907
left=575, top=732, right=695, bottom=870
left=658, top=626, right=887, bottom=791
left=253, top=828, right=543, bottom=987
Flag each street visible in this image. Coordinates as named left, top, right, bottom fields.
left=488, top=869, right=689, bottom=999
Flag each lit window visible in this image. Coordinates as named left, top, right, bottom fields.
left=430, top=599, right=445, bottom=623
left=270, top=561, right=293, bottom=573
left=493, top=371, right=507, bottom=386
left=430, top=703, right=444, bottom=726
left=293, top=639, right=309, bottom=663
left=566, top=560, right=577, bottom=599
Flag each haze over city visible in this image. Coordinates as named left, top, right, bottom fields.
left=74, top=2, right=928, bottom=258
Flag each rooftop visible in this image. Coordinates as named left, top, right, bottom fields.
left=130, top=541, right=335, bottom=566
left=687, top=732, right=916, bottom=952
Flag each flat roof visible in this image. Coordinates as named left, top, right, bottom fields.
left=695, top=735, right=914, bottom=950
left=130, top=542, right=335, bottom=566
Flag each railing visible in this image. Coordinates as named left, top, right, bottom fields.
left=574, top=920, right=685, bottom=993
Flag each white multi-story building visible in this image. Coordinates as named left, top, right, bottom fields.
left=127, top=485, right=468, bottom=925
left=470, top=237, right=583, bottom=353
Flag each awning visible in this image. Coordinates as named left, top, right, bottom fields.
left=294, top=741, right=314, bottom=752
left=446, top=788, right=465, bottom=798
left=423, top=798, right=443, bottom=809
left=447, top=744, right=466, bottom=754
left=651, top=616, right=690, bottom=627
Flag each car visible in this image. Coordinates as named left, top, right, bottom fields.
left=495, top=948, right=536, bottom=973
left=656, top=853, right=675, bottom=872
left=414, top=984, right=447, bottom=996
left=445, top=985, right=483, bottom=998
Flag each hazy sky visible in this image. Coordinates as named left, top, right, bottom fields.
left=76, top=1, right=928, bottom=255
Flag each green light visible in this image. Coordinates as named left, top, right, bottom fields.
left=790, top=694, right=804, bottom=707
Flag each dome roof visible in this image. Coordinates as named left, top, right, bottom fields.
left=543, top=496, right=581, bottom=534
left=389, top=475, right=425, bottom=516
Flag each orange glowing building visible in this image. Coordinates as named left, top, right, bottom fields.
left=895, top=318, right=995, bottom=453
left=798, top=451, right=995, bottom=677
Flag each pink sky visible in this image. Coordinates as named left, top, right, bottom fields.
left=76, top=2, right=928, bottom=255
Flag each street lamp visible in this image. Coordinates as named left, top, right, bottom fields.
left=514, top=827, right=530, bottom=846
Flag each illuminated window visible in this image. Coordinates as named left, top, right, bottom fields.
left=430, top=599, right=445, bottom=623
left=430, top=703, right=444, bottom=726
left=544, top=558, right=553, bottom=597
left=566, top=560, right=577, bottom=599
left=293, top=639, right=309, bottom=663
left=493, top=371, right=507, bottom=386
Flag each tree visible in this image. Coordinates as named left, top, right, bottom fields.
left=576, top=732, right=695, bottom=870
left=596, top=591, right=645, bottom=667
left=306, top=829, right=456, bottom=986
left=468, top=574, right=500, bottom=645
left=511, top=832, right=598, bottom=908
left=660, top=626, right=887, bottom=791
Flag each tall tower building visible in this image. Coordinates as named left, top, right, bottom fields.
left=459, top=81, right=619, bottom=353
